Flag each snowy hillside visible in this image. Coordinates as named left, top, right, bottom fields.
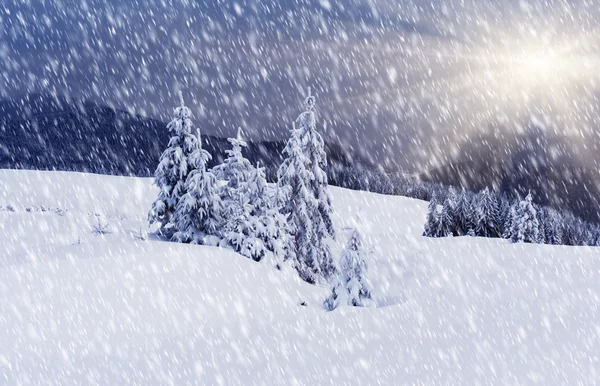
left=1, top=169, right=600, bottom=384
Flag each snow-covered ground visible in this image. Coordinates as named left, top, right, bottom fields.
left=1, top=169, right=600, bottom=385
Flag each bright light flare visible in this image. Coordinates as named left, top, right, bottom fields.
left=473, top=41, right=599, bottom=110
left=500, top=49, right=575, bottom=85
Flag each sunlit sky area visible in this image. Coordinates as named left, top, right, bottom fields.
left=2, top=0, right=600, bottom=171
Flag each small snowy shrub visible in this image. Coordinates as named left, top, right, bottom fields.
left=324, top=228, right=374, bottom=311
left=134, top=227, right=148, bottom=241
left=92, top=215, right=112, bottom=235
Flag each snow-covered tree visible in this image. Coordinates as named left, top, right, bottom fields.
left=475, top=187, right=502, bottom=238
left=222, top=162, right=295, bottom=266
left=440, top=188, right=459, bottom=236
left=278, top=89, right=336, bottom=283
left=423, top=192, right=444, bottom=237
left=502, top=204, right=517, bottom=239
left=547, top=211, right=563, bottom=245
left=457, top=190, right=477, bottom=236
left=172, top=129, right=223, bottom=245
left=509, top=192, right=541, bottom=244
left=213, top=129, right=255, bottom=237
left=324, top=227, right=374, bottom=311
left=213, top=129, right=253, bottom=197
left=497, top=195, right=512, bottom=237
left=148, top=93, right=202, bottom=238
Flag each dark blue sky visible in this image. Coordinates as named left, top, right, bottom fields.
left=2, top=0, right=600, bottom=171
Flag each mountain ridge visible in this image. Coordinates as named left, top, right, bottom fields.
left=0, top=93, right=365, bottom=178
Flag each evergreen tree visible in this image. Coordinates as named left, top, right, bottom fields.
left=497, top=195, right=512, bottom=237
left=222, top=163, right=295, bottom=265
left=148, top=93, right=202, bottom=238
left=475, top=187, right=502, bottom=238
left=545, top=208, right=564, bottom=245
left=502, top=202, right=516, bottom=239
left=213, top=129, right=253, bottom=200
left=277, top=89, right=336, bottom=283
left=213, top=129, right=255, bottom=242
left=536, top=205, right=549, bottom=244
left=440, top=188, right=458, bottom=236
left=457, top=190, right=477, bottom=236
left=509, top=192, right=541, bottom=244
left=172, top=129, right=223, bottom=245
left=423, top=192, right=441, bottom=237
left=590, top=227, right=600, bottom=247
left=324, top=228, right=374, bottom=311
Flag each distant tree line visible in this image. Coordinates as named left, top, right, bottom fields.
left=423, top=186, right=600, bottom=246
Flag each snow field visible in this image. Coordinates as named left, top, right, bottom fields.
left=1, top=169, right=600, bottom=384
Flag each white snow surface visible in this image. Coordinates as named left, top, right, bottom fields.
left=1, top=169, right=600, bottom=385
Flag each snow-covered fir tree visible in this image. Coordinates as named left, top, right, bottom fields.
left=457, top=190, right=477, bottom=236
left=172, top=129, right=223, bottom=245
left=544, top=208, right=564, bottom=245
left=497, top=195, right=512, bottom=237
left=475, top=187, right=502, bottom=238
left=324, top=227, right=374, bottom=311
left=148, top=92, right=202, bottom=238
left=277, top=89, right=336, bottom=283
left=213, top=129, right=253, bottom=201
left=502, top=204, right=516, bottom=239
left=440, top=188, right=459, bottom=236
left=222, top=161, right=295, bottom=266
left=509, top=192, right=541, bottom=244
left=423, top=192, right=444, bottom=237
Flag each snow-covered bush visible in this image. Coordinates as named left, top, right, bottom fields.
left=134, top=227, right=148, bottom=241
left=324, top=228, right=374, bottom=311
left=148, top=93, right=203, bottom=239
left=278, top=89, right=336, bottom=284
left=92, top=215, right=112, bottom=235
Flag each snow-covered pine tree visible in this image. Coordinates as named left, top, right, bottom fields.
left=475, top=187, right=502, bottom=238
left=440, top=188, right=458, bottom=236
left=222, top=161, right=295, bottom=266
left=502, top=202, right=516, bottom=239
left=423, top=192, right=445, bottom=237
left=213, top=129, right=253, bottom=200
left=324, top=227, right=374, bottom=311
left=509, top=192, right=541, bottom=244
left=213, top=129, right=255, bottom=245
left=497, top=194, right=512, bottom=237
left=148, top=92, right=202, bottom=238
left=457, top=190, right=477, bottom=236
left=589, top=226, right=600, bottom=247
left=544, top=208, right=564, bottom=245
left=172, top=129, right=223, bottom=245
left=277, top=89, right=336, bottom=284
left=423, top=195, right=437, bottom=237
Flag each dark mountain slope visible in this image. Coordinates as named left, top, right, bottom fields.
left=0, top=94, right=359, bottom=179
